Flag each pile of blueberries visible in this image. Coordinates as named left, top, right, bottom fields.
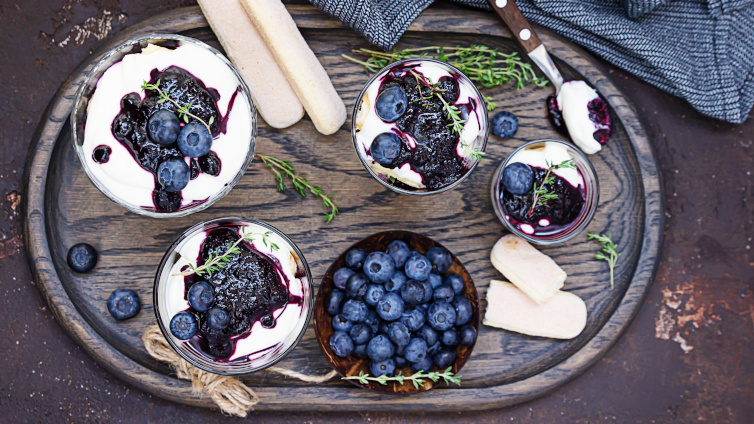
left=326, top=240, right=477, bottom=377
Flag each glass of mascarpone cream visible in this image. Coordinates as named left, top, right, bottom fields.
left=71, top=34, right=257, bottom=217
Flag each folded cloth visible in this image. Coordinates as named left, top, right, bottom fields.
left=310, top=0, right=754, bottom=123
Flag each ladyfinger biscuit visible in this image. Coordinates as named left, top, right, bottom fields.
left=197, top=0, right=304, bottom=129
left=241, top=0, right=347, bottom=135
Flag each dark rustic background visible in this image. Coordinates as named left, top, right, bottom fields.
left=0, top=0, right=752, bottom=422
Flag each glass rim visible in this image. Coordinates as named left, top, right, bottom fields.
left=350, top=57, right=489, bottom=196
left=70, top=34, right=257, bottom=218
left=153, top=217, right=314, bottom=375
left=491, top=139, right=600, bottom=245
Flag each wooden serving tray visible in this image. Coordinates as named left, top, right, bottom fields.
left=22, top=5, right=662, bottom=411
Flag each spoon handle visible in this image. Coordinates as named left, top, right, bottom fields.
left=485, top=0, right=541, bottom=53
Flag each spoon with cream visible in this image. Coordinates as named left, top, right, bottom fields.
left=485, top=0, right=613, bottom=154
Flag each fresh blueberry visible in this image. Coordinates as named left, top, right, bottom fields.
left=325, top=289, right=345, bottom=315
left=370, top=132, right=402, bottom=168
left=367, top=334, right=395, bottom=362
left=426, top=246, right=452, bottom=274
left=67, top=243, right=97, bottom=273
left=342, top=299, right=368, bottom=322
left=458, top=325, right=477, bottom=346
left=404, top=253, right=432, bottom=281
left=353, top=343, right=369, bottom=359
left=332, top=314, right=353, bottom=332
left=388, top=321, right=411, bottom=346
left=433, top=284, right=455, bottom=303
left=444, top=273, right=465, bottom=295
left=376, top=292, right=404, bottom=321
left=346, top=273, right=368, bottom=298
left=364, top=284, right=386, bottom=306
left=417, top=325, right=439, bottom=346
left=177, top=122, right=213, bottom=158
left=410, top=356, right=434, bottom=373
left=433, top=347, right=457, bottom=368
left=363, top=251, right=395, bottom=283
left=364, top=309, right=380, bottom=333
left=148, top=110, right=181, bottom=146
left=418, top=279, right=433, bottom=303
left=375, top=86, right=408, bottom=122
left=349, top=323, right=372, bottom=345
left=345, top=248, right=367, bottom=270
left=330, top=331, right=354, bottom=357
left=332, top=268, right=355, bottom=290
left=157, top=158, right=190, bottom=192
left=491, top=110, right=519, bottom=138
left=502, top=162, right=534, bottom=195
left=400, top=281, right=425, bottom=306
left=187, top=280, right=215, bottom=312
left=415, top=303, right=428, bottom=312
left=427, top=300, right=457, bottom=331
left=169, top=311, right=197, bottom=340
left=452, top=296, right=473, bottom=326
left=370, top=358, right=396, bottom=377
left=107, top=289, right=140, bottom=320
left=404, top=338, right=428, bottom=363
left=427, top=341, right=442, bottom=357
left=385, top=271, right=407, bottom=292
left=395, top=343, right=406, bottom=357
left=207, top=307, right=230, bottom=330
left=428, top=273, right=443, bottom=289
left=379, top=321, right=391, bottom=335
left=394, top=356, right=408, bottom=368
left=400, top=308, right=425, bottom=332
left=441, top=329, right=458, bottom=346
left=386, top=240, right=410, bottom=268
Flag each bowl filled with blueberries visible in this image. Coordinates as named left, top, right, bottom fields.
left=314, top=230, right=480, bottom=393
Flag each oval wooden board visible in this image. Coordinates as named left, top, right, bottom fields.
left=22, top=5, right=663, bottom=411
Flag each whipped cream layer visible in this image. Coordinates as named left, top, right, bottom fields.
left=556, top=81, right=602, bottom=155
left=354, top=60, right=483, bottom=189
left=162, top=223, right=305, bottom=362
left=83, top=43, right=253, bottom=211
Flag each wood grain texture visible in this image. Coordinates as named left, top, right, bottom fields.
left=314, top=230, right=480, bottom=394
left=22, top=5, right=663, bottom=411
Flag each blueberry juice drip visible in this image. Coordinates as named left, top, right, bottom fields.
left=501, top=167, right=586, bottom=237
left=377, top=66, right=477, bottom=190
left=109, top=65, right=224, bottom=213
left=182, top=226, right=296, bottom=361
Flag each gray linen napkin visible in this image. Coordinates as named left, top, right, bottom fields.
left=310, top=0, right=754, bottom=123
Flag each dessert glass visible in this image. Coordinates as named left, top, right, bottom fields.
left=491, top=139, right=599, bottom=245
left=154, top=217, right=313, bottom=375
left=351, top=58, right=489, bottom=196
left=71, top=34, right=257, bottom=218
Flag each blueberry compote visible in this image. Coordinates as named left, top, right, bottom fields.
left=111, top=66, right=223, bottom=212
left=501, top=166, right=585, bottom=237
left=371, top=65, right=480, bottom=190
left=183, top=227, right=299, bottom=361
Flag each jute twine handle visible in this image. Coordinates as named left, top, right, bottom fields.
left=142, top=325, right=337, bottom=417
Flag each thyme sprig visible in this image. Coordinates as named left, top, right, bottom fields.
left=173, top=229, right=279, bottom=277
left=140, top=79, right=214, bottom=134
left=343, top=44, right=549, bottom=110
left=342, top=367, right=461, bottom=389
left=256, top=155, right=339, bottom=223
left=587, top=232, right=620, bottom=288
left=528, top=159, right=576, bottom=217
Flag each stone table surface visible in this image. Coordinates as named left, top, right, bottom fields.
left=0, top=0, right=752, bottom=422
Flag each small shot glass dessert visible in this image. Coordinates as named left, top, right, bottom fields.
left=491, top=139, right=599, bottom=245
left=71, top=34, right=257, bottom=217
left=352, top=58, right=488, bottom=195
left=154, top=217, right=313, bottom=375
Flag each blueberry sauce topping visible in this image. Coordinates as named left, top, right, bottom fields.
left=92, top=145, right=112, bottom=164
left=110, top=66, right=224, bottom=212
left=368, top=65, right=479, bottom=190
left=182, top=227, right=300, bottom=361
left=501, top=167, right=585, bottom=236
left=546, top=93, right=614, bottom=145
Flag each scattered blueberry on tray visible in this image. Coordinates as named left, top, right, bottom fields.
left=67, top=243, right=98, bottom=273
left=491, top=111, right=519, bottom=139
left=326, top=240, right=477, bottom=380
left=107, top=289, right=141, bottom=320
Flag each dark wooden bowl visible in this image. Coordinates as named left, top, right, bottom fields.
left=314, top=230, right=480, bottom=394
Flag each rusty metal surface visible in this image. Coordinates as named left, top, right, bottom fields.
left=0, top=0, right=752, bottom=422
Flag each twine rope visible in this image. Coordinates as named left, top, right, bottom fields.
left=142, top=325, right=337, bottom=417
